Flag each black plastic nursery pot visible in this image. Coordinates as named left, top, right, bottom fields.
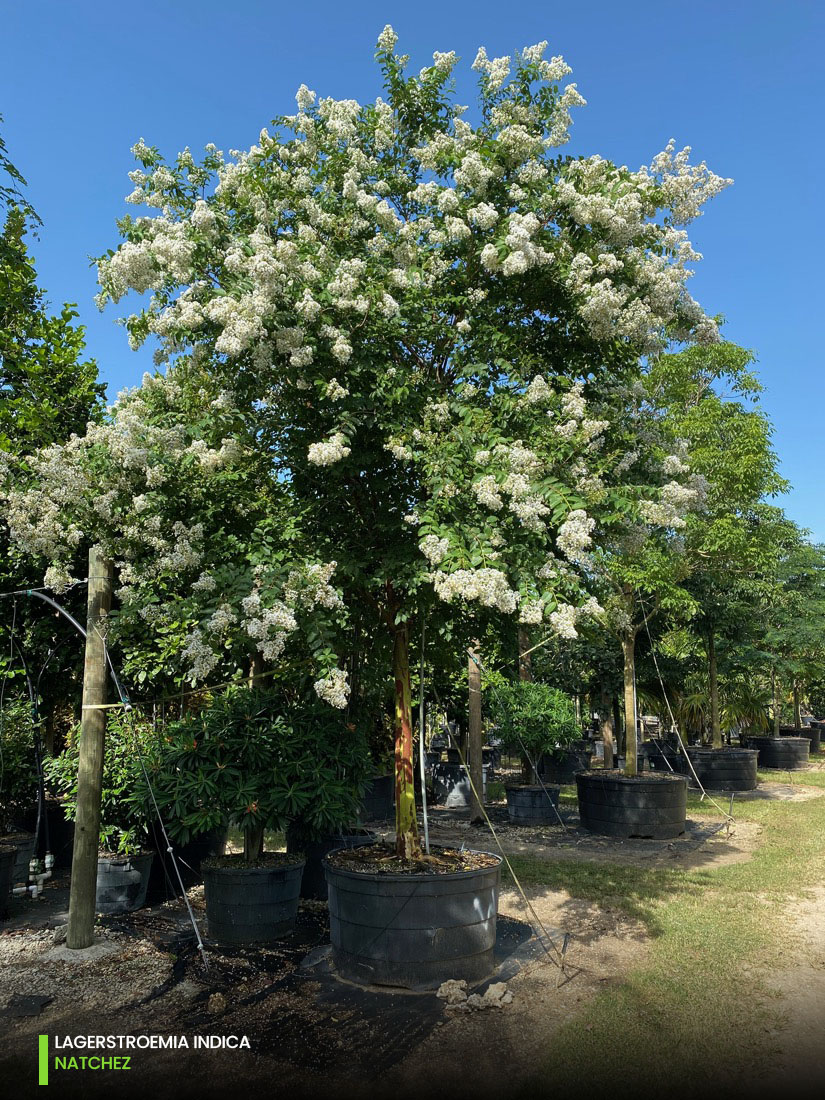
left=505, top=784, right=560, bottom=824
left=96, top=852, right=155, bottom=915
left=683, top=747, right=758, bottom=791
left=540, top=742, right=593, bottom=785
left=145, top=826, right=228, bottom=906
left=0, top=844, right=18, bottom=918
left=324, top=850, right=502, bottom=990
left=2, top=831, right=36, bottom=886
left=202, top=854, right=305, bottom=945
left=746, top=736, right=810, bottom=770
left=643, top=741, right=684, bottom=774
left=781, top=725, right=821, bottom=753
left=286, top=828, right=376, bottom=900
left=576, top=771, right=688, bottom=839
left=358, top=774, right=394, bottom=823
left=430, top=762, right=488, bottom=808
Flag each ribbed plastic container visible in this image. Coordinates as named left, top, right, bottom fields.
left=684, top=747, right=758, bottom=791
left=540, top=743, right=593, bottom=784
left=747, top=736, right=810, bottom=770
left=5, top=832, right=36, bottom=885
left=358, top=775, right=394, bottom=822
left=505, top=784, right=560, bottom=824
left=781, top=726, right=820, bottom=753
left=0, top=844, right=18, bottom=919
left=286, top=830, right=375, bottom=900
left=202, top=857, right=305, bottom=944
left=95, top=852, right=154, bottom=914
left=576, top=772, right=687, bottom=839
left=324, top=851, right=502, bottom=990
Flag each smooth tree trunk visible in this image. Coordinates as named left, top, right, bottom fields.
left=393, top=624, right=420, bottom=859
left=708, top=631, right=722, bottom=748
left=793, top=683, right=801, bottom=729
left=517, top=625, right=533, bottom=683
left=467, top=645, right=483, bottom=824
left=613, top=695, right=623, bottom=756
left=249, top=652, right=264, bottom=690
left=67, top=549, right=113, bottom=950
left=600, top=684, right=615, bottom=770
left=772, top=668, right=781, bottom=736
left=517, top=626, right=534, bottom=781
left=244, top=822, right=264, bottom=861
left=621, top=633, right=638, bottom=777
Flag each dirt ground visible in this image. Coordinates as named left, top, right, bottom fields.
left=1, top=778, right=823, bottom=1098
left=750, top=885, right=825, bottom=1099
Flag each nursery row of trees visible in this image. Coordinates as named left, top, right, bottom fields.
left=1, top=34, right=824, bottom=859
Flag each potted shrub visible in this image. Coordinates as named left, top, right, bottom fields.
left=0, top=699, right=40, bottom=889
left=141, top=688, right=370, bottom=941
left=45, top=712, right=156, bottom=914
left=488, top=680, right=577, bottom=822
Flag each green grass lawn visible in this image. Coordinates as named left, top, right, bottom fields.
left=512, top=769, right=825, bottom=1097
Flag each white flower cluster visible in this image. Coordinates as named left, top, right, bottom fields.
left=325, top=378, right=349, bottom=401
left=524, top=376, right=553, bottom=404
left=473, top=475, right=504, bottom=511
left=314, top=667, right=351, bottom=709
left=639, top=477, right=706, bottom=529
left=432, top=568, right=519, bottom=614
left=557, top=509, right=595, bottom=563
left=519, top=599, right=544, bottom=625
left=420, top=534, right=450, bottom=565
left=307, top=432, right=351, bottom=466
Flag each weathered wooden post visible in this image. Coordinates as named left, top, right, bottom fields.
left=66, top=548, right=113, bottom=949
left=468, top=646, right=483, bottom=823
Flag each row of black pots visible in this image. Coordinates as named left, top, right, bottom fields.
left=200, top=847, right=502, bottom=991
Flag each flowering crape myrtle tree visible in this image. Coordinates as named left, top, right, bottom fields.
left=8, top=30, right=729, bottom=857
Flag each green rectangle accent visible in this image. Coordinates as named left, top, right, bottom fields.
left=38, top=1035, right=48, bottom=1086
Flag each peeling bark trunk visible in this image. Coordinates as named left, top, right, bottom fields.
left=468, top=646, right=483, bottom=824
left=393, top=624, right=420, bottom=859
left=708, top=631, right=722, bottom=748
left=600, top=684, right=615, bottom=770
left=622, top=634, right=638, bottom=777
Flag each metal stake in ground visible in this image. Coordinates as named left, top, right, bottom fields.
left=66, top=549, right=113, bottom=949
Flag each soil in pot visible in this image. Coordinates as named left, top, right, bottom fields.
left=202, top=851, right=305, bottom=945
left=576, top=770, right=688, bottom=840
left=746, top=736, right=810, bottom=770
left=505, top=784, right=560, bottom=824
left=96, top=851, right=155, bottom=914
left=0, top=844, right=18, bottom=919
left=285, top=827, right=376, bottom=900
left=683, top=747, right=758, bottom=791
left=324, top=844, right=502, bottom=990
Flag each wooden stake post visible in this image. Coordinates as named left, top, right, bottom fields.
left=66, top=549, right=113, bottom=949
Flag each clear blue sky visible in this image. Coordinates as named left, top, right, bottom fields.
left=3, top=1, right=823, bottom=538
